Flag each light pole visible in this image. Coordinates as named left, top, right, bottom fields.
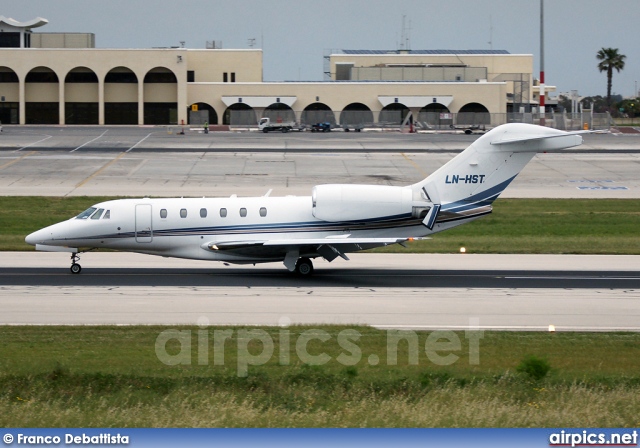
left=539, top=0, right=545, bottom=125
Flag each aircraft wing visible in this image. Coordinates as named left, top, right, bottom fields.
left=202, top=236, right=428, bottom=263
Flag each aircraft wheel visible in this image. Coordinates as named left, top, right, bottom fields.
left=70, top=263, right=82, bottom=274
left=295, top=258, right=314, bottom=276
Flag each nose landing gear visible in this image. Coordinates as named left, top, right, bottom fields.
left=70, top=253, right=82, bottom=274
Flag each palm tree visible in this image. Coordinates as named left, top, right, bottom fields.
left=597, top=47, right=626, bottom=107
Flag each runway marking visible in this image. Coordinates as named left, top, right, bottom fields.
left=126, top=133, right=153, bottom=152
left=505, top=276, right=639, bottom=280
left=401, top=152, right=428, bottom=177
left=70, top=130, right=108, bottom=152
left=73, top=152, right=127, bottom=190
left=14, top=135, right=52, bottom=152
left=0, top=151, right=37, bottom=170
left=374, top=324, right=640, bottom=332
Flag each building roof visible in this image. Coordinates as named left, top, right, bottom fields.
left=0, top=16, right=48, bottom=29
left=339, top=49, right=510, bottom=55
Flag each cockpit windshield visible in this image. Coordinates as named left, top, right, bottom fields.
left=75, top=207, right=97, bottom=220
left=90, top=208, right=105, bottom=220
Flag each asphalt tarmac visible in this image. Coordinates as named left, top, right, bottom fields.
left=1, top=253, right=638, bottom=330
left=1, top=125, right=639, bottom=198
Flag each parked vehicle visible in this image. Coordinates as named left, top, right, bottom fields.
left=258, top=117, right=297, bottom=133
left=310, top=122, right=331, bottom=132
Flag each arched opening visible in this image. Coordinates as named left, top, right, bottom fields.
left=379, top=102, right=410, bottom=125
left=143, top=67, right=177, bottom=125
left=458, top=102, right=490, bottom=125
left=223, top=103, right=256, bottom=125
left=25, top=66, right=59, bottom=124
left=418, top=103, right=451, bottom=127
left=188, top=102, right=218, bottom=125
left=105, top=67, right=138, bottom=125
left=0, top=67, right=19, bottom=124
left=340, top=103, right=373, bottom=126
left=64, top=67, right=99, bottom=125
left=263, top=103, right=295, bottom=123
left=301, top=103, right=335, bottom=125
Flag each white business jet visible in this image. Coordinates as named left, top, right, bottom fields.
left=25, top=123, right=583, bottom=276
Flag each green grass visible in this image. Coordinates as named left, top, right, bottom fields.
left=3, top=196, right=639, bottom=254
left=375, top=198, right=640, bottom=254
left=0, top=326, right=639, bottom=427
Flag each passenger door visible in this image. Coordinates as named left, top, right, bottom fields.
left=135, top=204, right=153, bottom=243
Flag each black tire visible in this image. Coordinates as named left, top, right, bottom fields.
left=281, top=128, right=289, bottom=133
left=465, top=129, right=472, bottom=135
left=70, top=263, right=82, bottom=274
left=262, top=129, right=269, bottom=133
left=295, top=258, right=314, bottom=276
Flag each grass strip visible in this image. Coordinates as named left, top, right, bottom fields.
left=0, top=326, right=638, bottom=427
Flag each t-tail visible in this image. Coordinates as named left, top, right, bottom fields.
left=413, top=123, right=584, bottom=230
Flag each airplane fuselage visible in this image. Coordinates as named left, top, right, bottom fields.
left=28, top=195, right=461, bottom=264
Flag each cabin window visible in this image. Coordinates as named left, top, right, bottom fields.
left=180, top=208, right=187, bottom=218
left=76, top=207, right=97, bottom=220
left=220, top=208, right=227, bottom=218
left=200, top=208, right=207, bottom=218
left=103, top=210, right=111, bottom=219
left=259, top=207, right=267, bottom=217
left=160, top=209, right=167, bottom=219
left=91, top=208, right=104, bottom=220
left=240, top=207, right=247, bottom=217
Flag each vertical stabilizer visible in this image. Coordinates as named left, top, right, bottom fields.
left=413, top=124, right=583, bottom=213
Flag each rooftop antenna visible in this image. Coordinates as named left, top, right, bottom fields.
left=248, top=38, right=256, bottom=48
left=488, top=15, right=493, bottom=50
left=180, top=41, right=185, bottom=48
left=399, top=15, right=411, bottom=51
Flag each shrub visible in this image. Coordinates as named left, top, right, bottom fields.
left=516, top=355, right=551, bottom=381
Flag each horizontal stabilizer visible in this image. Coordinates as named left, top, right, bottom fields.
left=489, top=133, right=583, bottom=152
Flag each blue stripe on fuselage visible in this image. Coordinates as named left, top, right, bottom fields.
left=441, top=175, right=516, bottom=213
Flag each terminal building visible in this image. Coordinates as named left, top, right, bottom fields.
left=0, top=15, right=554, bottom=127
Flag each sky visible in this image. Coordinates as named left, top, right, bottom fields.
left=2, top=0, right=639, bottom=97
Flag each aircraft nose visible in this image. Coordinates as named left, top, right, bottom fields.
left=25, top=221, right=69, bottom=246
left=25, top=228, right=47, bottom=246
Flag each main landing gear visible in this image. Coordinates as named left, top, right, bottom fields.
left=70, top=253, right=82, bottom=274
left=294, top=257, right=314, bottom=276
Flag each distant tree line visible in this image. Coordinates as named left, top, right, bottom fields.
left=556, top=47, right=635, bottom=118
left=556, top=94, right=639, bottom=118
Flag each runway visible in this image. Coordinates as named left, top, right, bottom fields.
left=2, top=253, right=639, bottom=330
